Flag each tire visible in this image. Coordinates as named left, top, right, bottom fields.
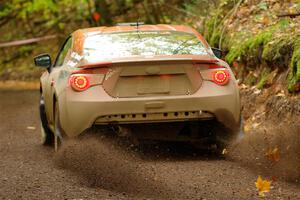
left=39, top=95, right=54, bottom=146
left=54, top=101, right=64, bottom=151
left=214, top=116, right=245, bottom=154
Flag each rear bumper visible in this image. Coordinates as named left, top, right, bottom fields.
left=58, top=81, right=240, bottom=137
left=94, top=110, right=214, bottom=124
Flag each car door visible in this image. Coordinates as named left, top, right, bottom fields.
left=44, top=36, right=72, bottom=125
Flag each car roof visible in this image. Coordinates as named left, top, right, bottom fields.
left=71, top=24, right=210, bottom=54
left=76, top=24, right=198, bottom=34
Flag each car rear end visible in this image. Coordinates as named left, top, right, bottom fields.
left=58, top=27, right=241, bottom=143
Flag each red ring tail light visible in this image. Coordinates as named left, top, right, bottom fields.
left=212, top=70, right=230, bottom=85
left=70, top=75, right=90, bottom=91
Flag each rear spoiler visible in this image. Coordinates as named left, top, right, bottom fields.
left=78, top=57, right=219, bottom=69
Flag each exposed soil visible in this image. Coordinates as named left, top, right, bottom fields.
left=228, top=87, right=300, bottom=181
left=0, top=89, right=300, bottom=199
left=229, top=124, right=300, bottom=182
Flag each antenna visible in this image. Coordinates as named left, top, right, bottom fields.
left=137, top=13, right=141, bottom=28
left=116, top=14, right=144, bottom=28
left=136, top=17, right=139, bottom=31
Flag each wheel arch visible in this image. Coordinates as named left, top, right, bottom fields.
left=40, top=84, right=42, bottom=94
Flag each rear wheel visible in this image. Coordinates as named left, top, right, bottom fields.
left=54, top=101, right=64, bottom=151
left=214, top=117, right=244, bottom=155
left=39, top=95, right=54, bottom=146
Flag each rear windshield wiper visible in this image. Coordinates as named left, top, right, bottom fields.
left=172, top=38, right=200, bottom=54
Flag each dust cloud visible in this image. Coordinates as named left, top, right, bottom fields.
left=228, top=124, right=300, bottom=183
left=53, top=122, right=300, bottom=199
left=54, top=133, right=175, bottom=199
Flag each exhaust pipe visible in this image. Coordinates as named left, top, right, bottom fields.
left=113, top=125, right=132, bottom=137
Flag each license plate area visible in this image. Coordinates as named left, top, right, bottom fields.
left=137, top=76, right=170, bottom=95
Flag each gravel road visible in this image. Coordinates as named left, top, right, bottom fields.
left=0, top=90, right=299, bottom=200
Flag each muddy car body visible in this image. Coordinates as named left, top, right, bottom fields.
left=35, top=24, right=241, bottom=149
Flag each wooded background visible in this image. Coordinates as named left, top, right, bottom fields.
left=0, top=0, right=299, bottom=92
left=0, top=0, right=222, bottom=41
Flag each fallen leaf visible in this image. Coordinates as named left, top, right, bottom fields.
left=261, top=16, right=270, bottom=25
left=239, top=83, right=248, bottom=89
left=252, top=122, right=261, bottom=129
left=255, top=176, right=271, bottom=197
left=271, top=176, right=278, bottom=182
left=254, top=89, right=262, bottom=95
left=275, top=92, right=285, bottom=97
left=27, top=126, right=36, bottom=130
left=288, top=8, right=297, bottom=14
left=244, top=123, right=251, bottom=132
left=233, top=61, right=239, bottom=68
left=92, top=12, right=101, bottom=22
left=265, top=147, right=280, bottom=162
left=222, top=148, right=228, bottom=155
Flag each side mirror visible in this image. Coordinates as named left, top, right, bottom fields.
left=211, top=48, right=222, bottom=59
left=34, top=54, right=52, bottom=68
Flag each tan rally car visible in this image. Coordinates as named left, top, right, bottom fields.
left=34, top=24, right=242, bottom=150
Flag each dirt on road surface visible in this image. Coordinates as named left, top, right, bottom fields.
left=0, top=89, right=300, bottom=199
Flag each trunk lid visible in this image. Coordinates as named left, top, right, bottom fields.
left=79, top=56, right=218, bottom=98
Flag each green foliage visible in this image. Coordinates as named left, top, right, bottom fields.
left=257, top=69, right=270, bottom=89
left=18, top=0, right=57, bottom=19
left=223, top=16, right=300, bottom=92
left=226, top=27, right=275, bottom=65
left=202, top=0, right=238, bottom=47
left=262, top=34, right=294, bottom=66
left=184, top=0, right=212, bottom=15
left=225, top=27, right=300, bottom=92
left=261, top=19, right=292, bottom=64
left=245, top=74, right=257, bottom=86
left=18, top=45, right=34, bottom=55
left=0, top=0, right=90, bottom=36
left=204, top=16, right=221, bottom=47
left=258, top=2, right=268, bottom=11
left=288, top=37, right=300, bottom=92
left=203, top=17, right=214, bottom=41
left=193, top=0, right=300, bottom=92
left=278, top=18, right=290, bottom=29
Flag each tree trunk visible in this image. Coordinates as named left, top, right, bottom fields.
left=94, top=0, right=113, bottom=25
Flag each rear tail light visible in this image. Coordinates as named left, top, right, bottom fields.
left=69, top=75, right=90, bottom=91
left=69, top=68, right=108, bottom=92
left=212, top=70, right=230, bottom=85
left=208, top=64, right=222, bottom=69
left=198, top=64, right=230, bottom=86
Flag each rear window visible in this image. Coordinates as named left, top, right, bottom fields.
left=83, top=31, right=209, bottom=62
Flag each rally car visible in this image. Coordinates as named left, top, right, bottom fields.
left=34, top=24, right=242, bottom=151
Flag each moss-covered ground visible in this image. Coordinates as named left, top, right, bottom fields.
left=201, top=0, right=300, bottom=93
